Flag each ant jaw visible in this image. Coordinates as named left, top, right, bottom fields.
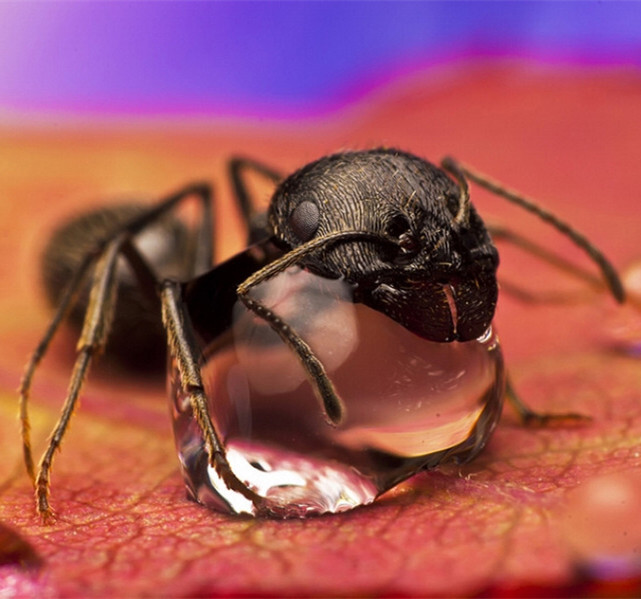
left=365, top=272, right=497, bottom=344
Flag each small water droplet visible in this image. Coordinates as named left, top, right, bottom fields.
left=604, top=261, right=641, bottom=356
left=171, top=247, right=505, bottom=517
left=559, top=470, right=641, bottom=582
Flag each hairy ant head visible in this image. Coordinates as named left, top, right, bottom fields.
left=268, top=149, right=499, bottom=342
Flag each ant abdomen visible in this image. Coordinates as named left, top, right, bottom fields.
left=41, top=204, right=190, bottom=371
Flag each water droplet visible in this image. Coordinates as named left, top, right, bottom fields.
left=604, top=260, right=641, bottom=356
left=559, top=470, right=641, bottom=581
left=171, top=245, right=505, bottom=517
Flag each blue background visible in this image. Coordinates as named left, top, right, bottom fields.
left=0, top=2, right=640, bottom=118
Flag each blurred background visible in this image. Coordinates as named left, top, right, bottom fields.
left=1, top=1, right=639, bottom=122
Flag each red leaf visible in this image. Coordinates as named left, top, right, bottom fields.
left=1, top=64, right=640, bottom=597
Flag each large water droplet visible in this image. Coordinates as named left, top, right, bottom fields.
left=170, top=245, right=505, bottom=518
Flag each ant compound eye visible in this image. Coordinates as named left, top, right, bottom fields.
left=289, top=200, right=320, bottom=242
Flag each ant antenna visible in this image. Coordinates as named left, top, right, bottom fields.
left=237, top=228, right=398, bottom=425
left=441, top=157, right=471, bottom=227
left=444, top=158, right=625, bottom=303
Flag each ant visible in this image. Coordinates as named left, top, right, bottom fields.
left=19, top=149, right=625, bottom=520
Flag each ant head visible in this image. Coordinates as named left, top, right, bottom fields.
left=268, top=149, right=499, bottom=342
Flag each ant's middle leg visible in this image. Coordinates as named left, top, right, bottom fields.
left=228, top=156, right=283, bottom=245
left=488, top=223, right=608, bottom=304
left=160, top=279, right=263, bottom=507
left=505, top=376, right=590, bottom=427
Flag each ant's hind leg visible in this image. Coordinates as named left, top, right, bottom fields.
left=20, top=253, right=96, bottom=482
left=33, top=234, right=127, bottom=520
left=25, top=183, right=215, bottom=519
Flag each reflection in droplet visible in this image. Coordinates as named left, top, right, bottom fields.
left=170, top=247, right=505, bottom=517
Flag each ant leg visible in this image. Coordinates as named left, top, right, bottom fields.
left=19, top=253, right=96, bottom=482
left=34, top=234, right=126, bottom=520
left=442, top=157, right=625, bottom=303
left=487, top=224, right=606, bottom=304
left=33, top=232, right=259, bottom=519
left=124, top=243, right=261, bottom=507
left=228, top=157, right=282, bottom=244
left=483, top=224, right=613, bottom=423
left=160, top=280, right=263, bottom=506
left=25, top=183, right=215, bottom=519
left=505, top=376, right=590, bottom=427
left=442, top=160, right=625, bottom=426
left=182, top=186, right=215, bottom=278
left=123, top=182, right=214, bottom=276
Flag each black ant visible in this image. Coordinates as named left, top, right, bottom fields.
left=20, top=149, right=625, bottom=520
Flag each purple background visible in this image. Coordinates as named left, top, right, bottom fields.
left=0, top=2, right=640, bottom=119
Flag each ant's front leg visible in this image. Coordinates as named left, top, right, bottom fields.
left=484, top=224, right=610, bottom=426
left=446, top=158, right=625, bottom=428
left=160, top=280, right=264, bottom=507
left=446, top=157, right=625, bottom=303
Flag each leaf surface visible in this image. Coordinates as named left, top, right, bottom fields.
left=1, top=64, right=640, bottom=597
